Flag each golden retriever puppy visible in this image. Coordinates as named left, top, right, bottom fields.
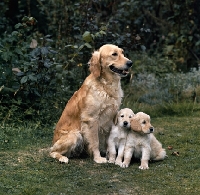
left=122, top=112, right=166, bottom=169
left=107, top=108, right=135, bottom=166
left=50, top=44, right=132, bottom=164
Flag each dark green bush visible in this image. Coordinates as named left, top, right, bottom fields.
left=1, top=0, right=200, bottom=121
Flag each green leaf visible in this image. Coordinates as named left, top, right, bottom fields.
left=166, top=45, right=174, bottom=52
left=188, top=36, right=193, bottom=41
left=41, top=47, right=49, bottom=55
left=14, top=23, right=23, bottom=29
left=28, top=74, right=37, bottom=82
left=46, top=38, right=54, bottom=42
left=78, top=45, right=84, bottom=51
left=140, top=45, right=146, bottom=51
left=56, top=65, right=63, bottom=71
left=15, top=48, right=23, bottom=55
left=99, top=30, right=106, bottom=35
left=49, top=50, right=57, bottom=54
left=82, top=31, right=93, bottom=43
left=20, top=76, right=28, bottom=84
left=11, top=31, right=19, bottom=36
left=84, top=43, right=92, bottom=48
left=1, top=52, right=11, bottom=62
left=45, top=35, right=51, bottom=38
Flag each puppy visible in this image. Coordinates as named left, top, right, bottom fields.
left=107, top=108, right=135, bottom=166
left=122, top=112, right=166, bottom=169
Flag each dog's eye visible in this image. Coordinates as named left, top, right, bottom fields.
left=121, top=115, right=124, bottom=118
left=142, top=120, right=146, bottom=124
left=112, top=52, right=118, bottom=56
left=129, top=115, right=133, bottom=118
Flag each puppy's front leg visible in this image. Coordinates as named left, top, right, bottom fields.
left=107, top=137, right=116, bottom=163
left=139, top=148, right=150, bottom=169
left=115, top=139, right=126, bottom=166
left=82, top=120, right=107, bottom=163
left=121, top=147, right=134, bottom=168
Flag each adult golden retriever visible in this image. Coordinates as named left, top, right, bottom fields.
left=50, top=44, right=132, bottom=164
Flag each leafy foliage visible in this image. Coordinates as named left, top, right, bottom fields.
left=0, top=0, right=200, bottom=122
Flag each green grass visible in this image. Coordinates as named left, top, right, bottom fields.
left=1, top=112, right=200, bottom=195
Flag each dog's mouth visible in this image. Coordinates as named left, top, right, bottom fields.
left=109, top=65, right=129, bottom=77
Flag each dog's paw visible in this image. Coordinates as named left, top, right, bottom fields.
left=108, top=159, right=115, bottom=164
left=120, top=162, right=129, bottom=168
left=94, top=157, right=107, bottom=163
left=59, top=156, right=69, bottom=164
left=139, top=165, right=149, bottom=170
left=115, top=160, right=122, bottom=167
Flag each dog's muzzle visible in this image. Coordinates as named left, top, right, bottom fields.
left=109, top=60, right=132, bottom=77
left=149, top=127, right=154, bottom=133
left=123, top=121, right=128, bottom=127
left=126, top=60, right=133, bottom=68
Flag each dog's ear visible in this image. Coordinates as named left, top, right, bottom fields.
left=88, top=51, right=101, bottom=78
left=113, top=112, right=118, bottom=125
left=130, top=118, right=142, bottom=132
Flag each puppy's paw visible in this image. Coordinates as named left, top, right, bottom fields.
left=115, top=160, right=122, bottom=167
left=94, top=157, right=107, bottom=163
left=108, top=158, right=115, bottom=164
left=120, top=162, right=129, bottom=168
left=139, top=165, right=149, bottom=170
left=59, top=156, right=69, bottom=164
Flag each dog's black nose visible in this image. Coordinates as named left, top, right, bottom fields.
left=149, top=127, right=154, bottom=133
left=126, top=60, right=132, bottom=67
left=123, top=121, right=128, bottom=126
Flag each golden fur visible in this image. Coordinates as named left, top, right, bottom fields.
left=107, top=108, right=135, bottom=166
left=50, top=44, right=132, bottom=164
left=122, top=112, right=166, bottom=169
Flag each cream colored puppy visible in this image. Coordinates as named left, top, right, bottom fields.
left=107, top=108, right=135, bottom=166
left=122, top=112, right=166, bottom=169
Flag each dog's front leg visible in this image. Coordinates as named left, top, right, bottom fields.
left=115, top=138, right=126, bottom=166
left=139, top=148, right=151, bottom=169
left=82, top=120, right=107, bottom=163
left=107, top=137, right=116, bottom=163
left=121, top=146, right=134, bottom=168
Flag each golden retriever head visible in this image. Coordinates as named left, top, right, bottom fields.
left=130, top=112, right=154, bottom=134
left=114, top=108, right=135, bottom=128
left=89, top=44, right=132, bottom=78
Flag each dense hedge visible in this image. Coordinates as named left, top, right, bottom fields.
left=0, top=0, right=200, bottom=121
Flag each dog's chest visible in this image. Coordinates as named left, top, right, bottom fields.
left=97, top=89, right=121, bottom=130
left=127, top=133, right=151, bottom=154
left=99, top=98, right=119, bottom=132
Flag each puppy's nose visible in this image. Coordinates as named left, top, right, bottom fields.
left=149, top=127, right=154, bottom=133
left=126, top=60, right=132, bottom=68
left=123, top=121, right=128, bottom=126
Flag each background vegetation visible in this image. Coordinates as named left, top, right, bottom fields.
left=0, top=0, right=200, bottom=123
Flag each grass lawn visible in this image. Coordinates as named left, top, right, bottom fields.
left=1, top=113, right=200, bottom=195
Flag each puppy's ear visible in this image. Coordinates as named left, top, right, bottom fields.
left=130, top=118, right=142, bottom=132
left=113, top=112, right=118, bottom=125
left=89, top=51, right=101, bottom=78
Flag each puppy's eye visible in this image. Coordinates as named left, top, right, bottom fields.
left=142, top=120, right=146, bottom=124
left=112, top=52, right=118, bottom=56
left=121, top=115, right=124, bottom=118
left=129, top=115, right=133, bottom=118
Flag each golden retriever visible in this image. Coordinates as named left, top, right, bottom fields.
left=107, top=108, right=135, bottom=166
left=122, top=112, right=166, bottom=169
left=50, top=44, right=132, bottom=164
